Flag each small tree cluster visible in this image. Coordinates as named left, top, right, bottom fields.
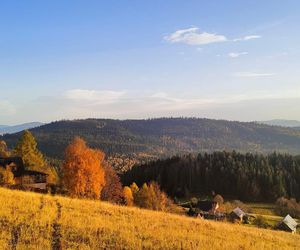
left=275, top=197, right=300, bottom=219
left=123, top=182, right=176, bottom=212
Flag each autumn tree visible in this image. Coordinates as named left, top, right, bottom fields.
left=123, top=186, right=134, bottom=206
left=101, top=163, right=123, bottom=204
left=62, top=137, right=106, bottom=199
left=0, top=166, right=15, bottom=186
left=128, top=182, right=176, bottom=212
left=14, top=130, right=46, bottom=171
left=0, top=140, right=11, bottom=157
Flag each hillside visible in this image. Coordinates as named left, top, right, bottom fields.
left=0, top=187, right=299, bottom=249
left=259, top=119, right=300, bottom=128
left=0, top=122, right=43, bottom=135
left=2, top=118, right=300, bottom=163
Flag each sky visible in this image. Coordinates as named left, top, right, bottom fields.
left=1, top=0, right=300, bottom=125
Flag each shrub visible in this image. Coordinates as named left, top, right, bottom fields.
left=253, top=216, right=269, bottom=228
left=275, top=197, right=300, bottom=219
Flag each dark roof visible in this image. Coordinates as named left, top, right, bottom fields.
left=0, top=157, right=25, bottom=176
left=197, top=200, right=218, bottom=212
left=0, top=157, right=47, bottom=177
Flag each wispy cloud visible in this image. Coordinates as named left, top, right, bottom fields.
left=233, top=35, right=261, bottom=42
left=228, top=52, right=248, bottom=58
left=164, top=27, right=227, bottom=45
left=64, top=89, right=126, bottom=104
left=164, top=27, right=261, bottom=46
left=232, top=72, right=275, bottom=77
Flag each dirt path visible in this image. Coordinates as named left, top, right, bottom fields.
left=10, top=224, right=21, bottom=250
left=51, top=200, right=62, bottom=250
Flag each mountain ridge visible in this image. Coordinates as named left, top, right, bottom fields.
left=1, top=118, right=300, bottom=162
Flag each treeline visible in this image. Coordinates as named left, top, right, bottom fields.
left=2, top=118, right=300, bottom=161
left=122, top=151, right=300, bottom=202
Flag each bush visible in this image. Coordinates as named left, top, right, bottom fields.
left=223, top=200, right=252, bottom=213
left=275, top=197, right=300, bottom=219
left=253, top=216, right=269, bottom=228
left=213, top=194, right=224, bottom=204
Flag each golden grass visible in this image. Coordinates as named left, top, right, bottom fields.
left=0, top=187, right=299, bottom=249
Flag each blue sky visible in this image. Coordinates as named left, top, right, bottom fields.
left=1, top=1, right=300, bottom=124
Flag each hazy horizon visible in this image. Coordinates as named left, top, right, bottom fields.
left=1, top=1, right=300, bottom=124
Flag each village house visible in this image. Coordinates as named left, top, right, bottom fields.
left=277, top=214, right=298, bottom=233
left=197, top=200, right=219, bottom=214
left=0, top=157, right=48, bottom=190
left=230, top=207, right=246, bottom=222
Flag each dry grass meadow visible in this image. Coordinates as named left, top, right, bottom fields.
left=0, top=187, right=299, bottom=249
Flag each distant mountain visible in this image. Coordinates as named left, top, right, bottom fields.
left=0, top=122, right=44, bottom=135
left=1, top=118, right=300, bottom=162
left=259, top=119, right=300, bottom=127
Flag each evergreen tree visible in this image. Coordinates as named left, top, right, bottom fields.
left=14, top=130, right=46, bottom=171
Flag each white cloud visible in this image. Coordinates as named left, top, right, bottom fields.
left=64, top=89, right=126, bottom=104
left=233, top=35, right=261, bottom=42
left=164, top=27, right=261, bottom=46
left=164, top=27, right=227, bottom=45
left=228, top=52, right=248, bottom=58
left=232, top=72, right=275, bottom=77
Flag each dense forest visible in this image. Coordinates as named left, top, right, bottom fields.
left=2, top=118, right=300, bottom=163
left=122, top=151, right=300, bottom=202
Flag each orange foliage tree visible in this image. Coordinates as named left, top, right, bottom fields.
left=62, top=137, right=105, bottom=199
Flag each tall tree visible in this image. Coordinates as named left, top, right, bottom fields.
left=14, top=130, right=46, bottom=171
left=62, top=137, right=106, bottom=199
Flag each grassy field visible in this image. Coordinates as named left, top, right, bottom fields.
left=0, top=188, right=300, bottom=249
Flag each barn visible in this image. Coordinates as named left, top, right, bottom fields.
left=0, top=157, right=48, bottom=190
left=277, top=215, right=298, bottom=233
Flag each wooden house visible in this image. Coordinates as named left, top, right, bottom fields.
left=0, top=157, right=48, bottom=190
left=230, top=207, right=245, bottom=222
left=277, top=215, right=298, bottom=233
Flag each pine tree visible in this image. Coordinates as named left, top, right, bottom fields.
left=14, top=130, right=46, bottom=171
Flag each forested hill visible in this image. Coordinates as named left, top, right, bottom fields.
left=1, top=118, right=300, bottom=160
left=122, top=151, right=300, bottom=202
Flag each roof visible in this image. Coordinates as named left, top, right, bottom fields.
left=0, top=157, right=25, bottom=176
left=197, top=200, right=218, bottom=212
left=0, top=157, right=47, bottom=177
left=232, top=207, right=245, bottom=218
left=281, top=214, right=297, bottom=231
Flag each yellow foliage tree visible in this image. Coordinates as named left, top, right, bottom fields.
left=62, top=137, right=106, bottom=199
left=123, top=186, right=134, bottom=206
left=0, top=166, right=15, bottom=186
left=0, top=140, right=11, bottom=157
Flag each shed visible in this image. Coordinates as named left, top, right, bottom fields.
left=230, top=207, right=245, bottom=221
left=277, top=215, right=297, bottom=233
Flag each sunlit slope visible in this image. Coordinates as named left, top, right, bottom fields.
left=0, top=188, right=299, bottom=249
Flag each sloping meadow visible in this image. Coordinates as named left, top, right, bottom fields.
left=0, top=187, right=299, bottom=249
